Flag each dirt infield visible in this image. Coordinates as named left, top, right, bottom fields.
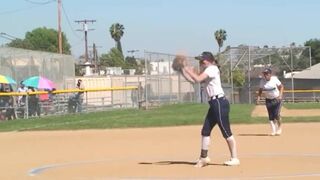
left=1, top=122, right=320, bottom=179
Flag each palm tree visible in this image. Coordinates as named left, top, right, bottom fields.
left=215, top=29, right=228, bottom=83
left=109, top=23, right=125, bottom=55
left=214, top=29, right=227, bottom=55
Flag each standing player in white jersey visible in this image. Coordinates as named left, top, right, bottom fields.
left=183, top=51, right=240, bottom=168
left=257, top=68, right=284, bottom=136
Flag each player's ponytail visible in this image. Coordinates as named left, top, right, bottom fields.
left=212, top=57, right=221, bottom=72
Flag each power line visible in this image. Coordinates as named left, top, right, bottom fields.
left=61, top=2, right=82, bottom=39
left=0, top=5, right=38, bottom=15
left=0, top=0, right=55, bottom=15
left=0, top=32, right=20, bottom=41
left=24, top=0, right=55, bottom=5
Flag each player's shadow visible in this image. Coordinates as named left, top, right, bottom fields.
left=237, top=133, right=270, bottom=136
left=139, top=161, right=224, bottom=166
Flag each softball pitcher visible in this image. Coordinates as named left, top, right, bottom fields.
left=183, top=51, right=240, bottom=168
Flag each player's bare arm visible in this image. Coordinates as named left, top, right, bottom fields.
left=181, top=68, right=195, bottom=83
left=277, top=84, right=284, bottom=99
left=184, top=66, right=208, bottom=83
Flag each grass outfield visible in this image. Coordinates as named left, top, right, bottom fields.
left=0, top=103, right=319, bottom=132
left=283, top=102, right=320, bottom=109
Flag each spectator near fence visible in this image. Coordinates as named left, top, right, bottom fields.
left=17, top=82, right=28, bottom=106
left=0, top=84, right=16, bottom=120
left=76, top=79, right=85, bottom=112
left=131, top=83, right=144, bottom=108
left=28, top=87, right=40, bottom=117
left=39, top=89, right=50, bottom=115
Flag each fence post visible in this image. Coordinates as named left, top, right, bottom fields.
left=125, top=75, right=127, bottom=108
left=85, top=91, right=88, bottom=112
left=26, top=93, right=29, bottom=119
left=111, top=77, right=114, bottom=107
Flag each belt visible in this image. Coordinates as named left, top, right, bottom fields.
left=210, top=94, right=225, bottom=100
left=266, top=98, right=278, bottom=101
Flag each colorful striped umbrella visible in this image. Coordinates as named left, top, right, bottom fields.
left=22, top=76, right=55, bottom=90
left=0, top=75, right=16, bottom=84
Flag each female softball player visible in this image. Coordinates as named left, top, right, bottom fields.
left=257, top=68, right=284, bottom=136
left=183, top=51, right=240, bottom=168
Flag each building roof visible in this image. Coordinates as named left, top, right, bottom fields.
left=293, top=63, right=320, bottom=79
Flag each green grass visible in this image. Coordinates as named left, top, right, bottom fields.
left=283, top=102, right=320, bottom=109
left=0, top=103, right=319, bottom=132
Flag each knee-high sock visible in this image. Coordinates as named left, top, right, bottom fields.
left=226, top=135, right=238, bottom=159
left=270, top=120, right=276, bottom=133
left=200, top=136, right=210, bottom=158
left=275, top=118, right=282, bottom=129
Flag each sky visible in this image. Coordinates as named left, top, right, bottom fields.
left=0, top=0, right=319, bottom=58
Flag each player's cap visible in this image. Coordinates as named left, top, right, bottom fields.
left=262, top=68, right=272, bottom=74
left=195, top=51, right=215, bottom=62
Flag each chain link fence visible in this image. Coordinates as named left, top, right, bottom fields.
left=0, top=47, right=318, bottom=121
left=0, top=86, right=138, bottom=120
left=219, top=46, right=313, bottom=103
left=0, top=47, right=75, bottom=89
left=143, top=51, right=202, bottom=108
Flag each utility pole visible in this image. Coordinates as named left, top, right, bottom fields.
left=93, top=43, right=97, bottom=68
left=89, top=43, right=102, bottom=72
left=75, top=19, right=96, bottom=63
left=127, top=50, right=139, bottom=58
left=57, top=0, right=62, bottom=54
